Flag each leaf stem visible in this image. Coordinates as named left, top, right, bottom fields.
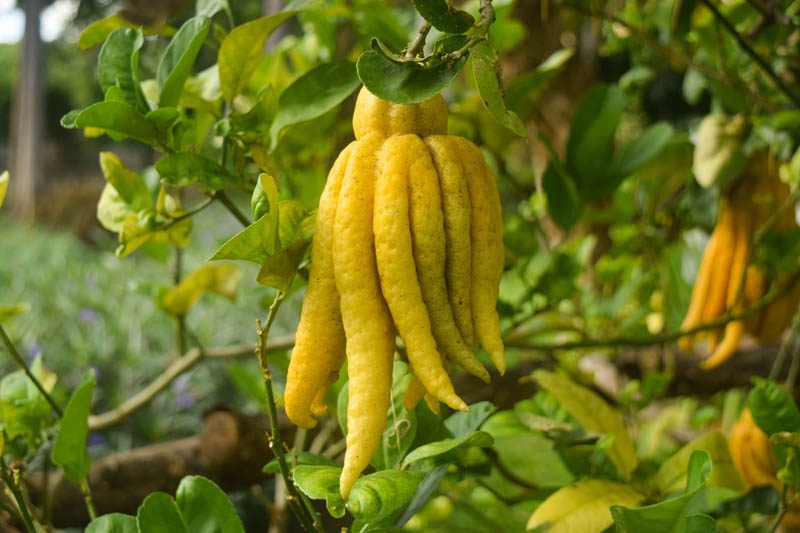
left=214, top=190, right=251, bottom=227
left=405, top=21, right=431, bottom=59
left=256, top=292, right=323, bottom=532
left=697, top=0, right=800, bottom=108
left=79, top=478, right=97, bottom=521
left=0, top=325, right=63, bottom=417
left=0, top=457, right=36, bottom=532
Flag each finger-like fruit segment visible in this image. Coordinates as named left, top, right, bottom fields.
left=679, top=228, right=720, bottom=351
left=334, top=133, right=396, bottom=499
left=284, top=144, right=354, bottom=429
left=403, top=374, right=427, bottom=413
left=729, top=409, right=778, bottom=489
left=374, top=134, right=468, bottom=412
left=450, top=137, right=506, bottom=374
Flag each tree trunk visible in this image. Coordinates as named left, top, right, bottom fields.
left=9, top=0, right=45, bottom=221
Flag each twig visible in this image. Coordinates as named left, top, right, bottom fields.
left=698, top=0, right=800, bottom=108
left=87, top=338, right=294, bottom=431
left=770, top=310, right=800, bottom=380
left=79, top=478, right=97, bottom=521
left=256, top=294, right=322, bottom=532
left=214, top=190, right=251, bottom=228
left=404, top=21, right=431, bottom=59
left=0, top=458, right=36, bottom=532
left=172, top=246, right=187, bottom=356
left=0, top=325, right=63, bottom=417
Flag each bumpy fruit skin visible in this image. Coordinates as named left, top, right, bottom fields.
left=284, top=87, right=506, bottom=498
left=334, top=133, right=397, bottom=500
left=284, top=144, right=355, bottom=428
left=729, top=409, right=778, bottom=489
left=374, top=134, right=468, bottom=412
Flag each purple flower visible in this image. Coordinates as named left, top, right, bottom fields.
left=27, top=343, right=42, bottom=360
left=80, top=308, right=98, bottom=323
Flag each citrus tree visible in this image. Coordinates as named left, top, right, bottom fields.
left=2, top=0, right=800, bottom=531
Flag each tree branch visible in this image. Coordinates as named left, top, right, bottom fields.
left=88, top=337, right=295, bottom=431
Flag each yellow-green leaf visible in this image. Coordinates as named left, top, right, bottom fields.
left=218, top=12, right=295, bottom=102
left=692, top=114, right=747, bottom=188
left=0, top=170, right=8, bottom=208
left=0, top=303, right=30, bottom=324
left=99, top=152, right=151, bottom=210
left=655, top=431, right=744, bottom=494
left=162, top=264, right=243, bottom=316
left=527, top=479, right=644, bottom=533
left=534, top=371, right=638, bottom=480
left=78, top=15, right=175, bottom=50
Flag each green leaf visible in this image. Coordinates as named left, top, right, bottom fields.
left=63, top=102, right=158, bottom=146
left=0, top=170, right=7, bottom=209
left=356, top=49, right=467, bottom=105
left=401, top=431, right=493, bottom=468
left=0, top=358, right=55, bottom=443
left=534, top=370, right=638, bottom=480
left=748, top=378, right=800, bottom=435
left=471, top=42, right=526, bottom=138
left=155, top=153, right=233, bottom=190
left=256, top=240, right=308, bottom=291
left=527, top=480, right=644, bottom=533
left=410, top=0, right=474, bottom=33
left=86, top=513, right=138, bottom=533
left=197, top=0, right=232, bottom=19
left=175, top=476, right=245, bottom=533
left=610, top=123, right=674, bottom=177
left=444, top=401, right=496, bottom=437
left=294, top=465, right=346, bottom=518
left=99, top=152, right=151, bottom=211
left=394, top=465, right=448, bottom=527
left=0, top=303, right=29, bottom=324
left=612, top=450, right=714, bottom=533
left=78, top=15, right=174, bottom=50
left=348, top=470, right=423, bottom=522
left=212, top=174, right=279, bottom=263
left=692, top=115, right=747, bottom=189
left=218, top=12, right=296, bottom=102
left=137, top=493, right=188, bottom=533
left=263, top=452, right=337, bottom=474
left=506, top=48, right=574, bottom=120
left=269, top=61, right=361, bottom=150
left=655, top=431, right=744, bottom=494
left=158, top=16, right=211, bottom=108
left=161, top=263, right=242, bottom=316
left=97, top=28, right=147, bottom=112
left=51, top=370, right=96, bottom=483
left=565, top=84, right=625, bottom=197
left=541, top=142, right=582, bottom=231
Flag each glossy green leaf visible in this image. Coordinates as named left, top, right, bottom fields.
left=471, top=42, right=526, bottom=138
left=0, top=170, right=8, bottom=209
left=51, top=370, right=96, bottom=483
left=218, top=12, right=296, bottom=102
left=748, top=378, right=800, bottom=435
left=527, top=480, right=644, bottom=533
left=506, top=48, right=574, bottom=120
left=610, top=122, right=674, bottom=177
left=99, top=152, right=150, bottom=211
left=62, top=102, right=158, bottom=145
left=394, top=465, right=448, bottom=527
left=158, top=16, right=211, bottom=107
left=692, top=115, right=747, bottom=189
left=612, top=450, right=713, bottom=533
left=161, top=263, right=242, bottom=316
left=357, top=49, right=467, bottom=104
left=155, top=153, right=232, bottom=190
left=534, top=370, right=638, bottom=480
left=86, top=513, right=138, bottom=533
left=137, top=493, right=188, bottom=533
left=541, top=147, right=582, bottom=231
left=269, top=61, right=361, bottom=150
left=294, top=465, right=346, bottom=518
left=348, top=470, right=423, bottom=522
left=176, top=476, right=245, bottom=533
left=444, top=401, right=496, bottom=437
left=97, top=28, right=147, bottom=112
left=212, top=174, right=278, bottom=263
left=401, top=431, right=493, bottom=468
left=565, top=84, right=625, bottom=195
left=411, top=0, right=474, bottom=33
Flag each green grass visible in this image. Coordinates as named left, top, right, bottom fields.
left=0, top=202, right=302, bottom=449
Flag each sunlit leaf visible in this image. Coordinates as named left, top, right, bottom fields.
left=137, top=492, right=187, bottom=533
left=692, top=115, right=747, bottom=189
left=0, top=170, right=8, bottom=209
left=62, top=102, right=158, bottom=146
left=655, top=431, right=744, bottom=494
left=401, top=431, right=493, bottom=468
left=86, top=513, right=138, bottom=533
left=748, top=378, right=800, bottom=435
left=534, top=370, right=638, bottom=480
left=294, top=465, right=346, bottom=518
left=99, top=152, right=150, bottom=211
left=347, top=470, right=422, bottom=522
left=218, top=12, right=296, bottom=102
left=158, top=16, right=211, bottom=108
left=176, top=476, right=245, bottom=533
left=527, top=479, right=644, bottom=533
left=161, top=264, right=242, bottom=316
left=78, top=15, right=174, bottom=50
